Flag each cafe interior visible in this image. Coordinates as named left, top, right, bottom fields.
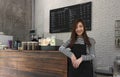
left=0, top=0, right=120, bottom=77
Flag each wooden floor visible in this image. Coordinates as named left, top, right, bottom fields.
left=0, top=50, right=67, bottom=77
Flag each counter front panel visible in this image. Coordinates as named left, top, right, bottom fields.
left=0, top=50, right=67, bottom=77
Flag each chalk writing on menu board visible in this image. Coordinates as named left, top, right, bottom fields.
left=50, top=2, right=92, bottom=33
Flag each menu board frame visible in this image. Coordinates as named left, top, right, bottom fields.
left=50, top=2, right=92, bottom=33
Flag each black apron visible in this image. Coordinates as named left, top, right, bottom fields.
left=67, top=44, right=93, bottom=77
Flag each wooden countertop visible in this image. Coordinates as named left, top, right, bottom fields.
left=0, top=49, right=59, bottom=52
left=0, top=50, right=67, bottom=77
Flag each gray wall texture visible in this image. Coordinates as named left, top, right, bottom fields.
left=0, top=0, right=32, bottom=41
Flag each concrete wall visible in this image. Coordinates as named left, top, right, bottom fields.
left=35, top=0, right=44, bottom=37
left=35, top=0, right=120, bottom=67
left=0, top=0, right=32, bottom=41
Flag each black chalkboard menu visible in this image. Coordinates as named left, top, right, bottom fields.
left=50, top=2, right=92, bottom=33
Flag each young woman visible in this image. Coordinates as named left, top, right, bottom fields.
left=59, top=19, right=96, bottom=77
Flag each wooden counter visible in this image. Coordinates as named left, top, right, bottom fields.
left=0, top=50, right=67, bottom=77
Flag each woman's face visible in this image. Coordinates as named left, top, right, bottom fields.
left=75, top=22, right=84, bottom=36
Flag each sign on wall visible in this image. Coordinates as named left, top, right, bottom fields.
left=50, top=2, right=92, bottom=33
left=115, top=20, right=120, bottom=48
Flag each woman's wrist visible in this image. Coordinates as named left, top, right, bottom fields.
left=78, top=57, right=83, bottom=62
left=71, top=54, right=76, bottom=61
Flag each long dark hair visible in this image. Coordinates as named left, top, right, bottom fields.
left=69, top=19, right=91, bottom=47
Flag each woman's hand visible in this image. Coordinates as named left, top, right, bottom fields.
left=73, top=57, right=83, bottom=69
left=70, top=54, right=77, bottom=67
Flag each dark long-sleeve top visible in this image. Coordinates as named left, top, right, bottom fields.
left=59, top=37, right=96, bottom=61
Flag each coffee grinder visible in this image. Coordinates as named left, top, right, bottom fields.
left=30, top=29, right=36, bottom=41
